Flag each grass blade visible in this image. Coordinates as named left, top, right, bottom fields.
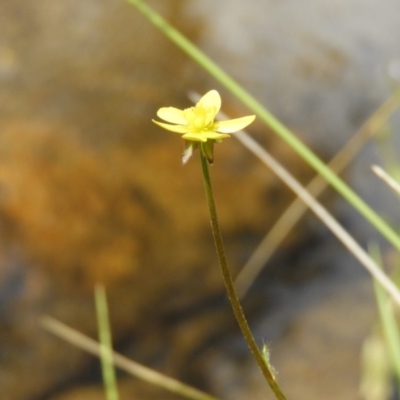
left=95, top=284, right=119, bottom=400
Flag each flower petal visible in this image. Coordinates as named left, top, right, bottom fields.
left=199, top=131, right=230, bottom=140
left=152, top=120, right=188, bottom=133
left=182, top=131, right=231, bottom=142
left=157, top=107, right=187, bottom=124
left=181, top=132, right=208, bottom=142
left=214, top=115, right=255, bottom=133
left=197, top=90, right=221, bottom=116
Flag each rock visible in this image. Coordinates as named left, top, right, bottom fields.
left=0, top=97, right=310, bottom=399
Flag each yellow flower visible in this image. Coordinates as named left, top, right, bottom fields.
left=152, top=90, right=255, bottom=164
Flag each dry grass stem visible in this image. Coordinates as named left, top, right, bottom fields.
left=235, top=93, right=400, bottom=296
left=372, top=165, right=400, bottom=197
left=40, top=316, right=220, bottom=400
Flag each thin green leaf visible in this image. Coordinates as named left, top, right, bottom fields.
left=369, top=243, right=400, bottom=390
left=95, top=284, right=119, bottom=400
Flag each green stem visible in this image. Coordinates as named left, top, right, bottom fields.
left=199, top=152, right=287, bottom=400
left=369, top=243, right=400, bottom=392
left=95, top=284, right=119, bottom=400
left=128, top=0, right=400, bottom=253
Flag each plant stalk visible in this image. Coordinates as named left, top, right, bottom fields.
left=95, top=284, right=119, bottom=400
left=199, top=152, right=287, bottom=400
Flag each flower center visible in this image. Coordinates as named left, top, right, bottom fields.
left=184, top=106, right=215, bottom=132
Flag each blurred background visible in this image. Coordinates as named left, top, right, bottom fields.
left=0, top=0, right=399, bottom=399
